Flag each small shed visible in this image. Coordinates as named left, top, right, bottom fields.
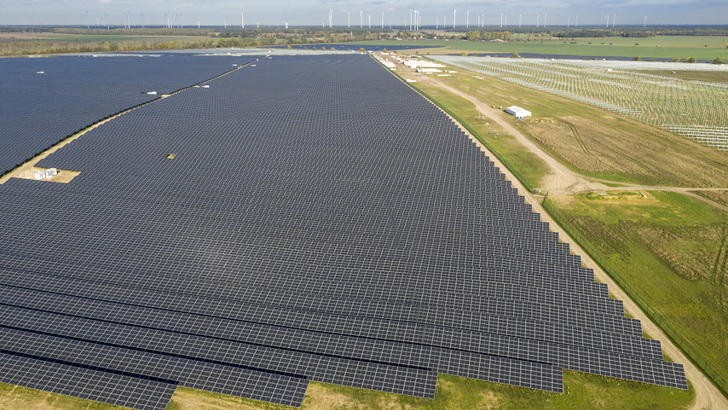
left=506, top=106, right=531, bottom=119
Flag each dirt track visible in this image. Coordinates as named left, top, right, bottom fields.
left=399, top=66, right=728, bottom=409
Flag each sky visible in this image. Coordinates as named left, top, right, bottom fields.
left=1, top=0, right=726, bottom=27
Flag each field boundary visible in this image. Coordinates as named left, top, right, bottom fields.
left=376, top=55, right=728, bottom=400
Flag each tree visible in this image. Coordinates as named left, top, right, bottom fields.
left=512, top=52, right=520, bottom=58
left=634, top=56, right=642, bottom=61
left=685, top=56, right=696, bottom=63
left=287, top=45, right=292, bottom=50
left=382, top=48, right=388, bottom=53
left=359, top=47, right=366, bottom=52
left=713, top=57, right=726, bottom=64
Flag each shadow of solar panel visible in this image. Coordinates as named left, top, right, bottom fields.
left=0, top=53, right=688, bottom=409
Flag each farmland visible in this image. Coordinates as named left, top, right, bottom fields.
left=432, top=56, right=728, bottom=151
left=355, top=35, right=728, bottom=61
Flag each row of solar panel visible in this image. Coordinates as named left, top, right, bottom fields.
left=0, top=54, right=687, bottom=409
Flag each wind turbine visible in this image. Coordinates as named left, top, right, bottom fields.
left=612, top=13, right=616, bottom=28
left=453, top=9, right=456, bottom=29
left=368, top=14, right=371, bottom=28
left=477, top=15, right=480, bottom=28
left=466, top=10, right=469, bottom=28
left=85, top=10, right=89, bottom=29
left=329, top=10, right=332, bottom=28
left=606, top=13, right=609, bottom=28
left=240, top=6, right=244, bottom=29
left=536, top=14, right=539, bottom=28
left=381, top=12, right=384, bottom=29
left=643, top=15, right=648, bottom=27
left=519, top=13, right=522, bottom=28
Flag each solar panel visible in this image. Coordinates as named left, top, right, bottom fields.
left=0, top=54, right=687, bottom=409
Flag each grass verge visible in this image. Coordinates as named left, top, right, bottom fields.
left=165, top=373, right=694, bottom=410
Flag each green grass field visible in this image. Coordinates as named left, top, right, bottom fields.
left=1, top=369, right=695, bottom=410
left=355, top=36, right=728, bottom=61
left=549, top=191, right=728, bottom=386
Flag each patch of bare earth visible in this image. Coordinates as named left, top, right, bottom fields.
left=300, top=383, right=362, bottom=410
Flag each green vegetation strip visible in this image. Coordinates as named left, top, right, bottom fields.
left=543, top=197, right=728, bottom=399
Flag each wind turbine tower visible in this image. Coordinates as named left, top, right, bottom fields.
left=360, top=11, right=362, bottom=28
left=536, top=14, right=539, bottom=27
left=453, top=9, right=456, bottom=29
left=466, top=10, right=469, bottom=28
left=240, top=6, right=245, bottom=29
left=519, top=13, right=522, bottom=27
left=612, top=13, right=616, bottom=28
left=329, top=10, right=333, bottom=28
left=644, top=15, right=648, bottom=27
left=347, top=11, right=350, bottom=28
left=575, top=16, right=578, bottom=28
left=381, top=12, right=384, bottom=29
left=368, top=14, right=371, bottom=28
left=606, top=13, right=609, bottom=28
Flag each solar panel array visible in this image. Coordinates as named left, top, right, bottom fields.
left=0, top=54, right=687, bottom=409
left=0, top=54, right=256, bottom=176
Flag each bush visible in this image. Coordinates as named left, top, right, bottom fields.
left=685, top=56, right=696, bottom=63
left=512, top=52, right=520, bottom=58
left=713, top=57, right=726, bottom=64
left=359, top=47, right=365, bottom=52
left=634, top=56, right=642, bottom=61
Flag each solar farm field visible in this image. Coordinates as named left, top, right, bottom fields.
left=0, top=53, right=687, bottom=409
left=0, top=54, right=253, bottom=177
left=432, top=56, right=728, bottom=151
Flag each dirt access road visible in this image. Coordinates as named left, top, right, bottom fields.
left=394, top=64, right=728, bottom=410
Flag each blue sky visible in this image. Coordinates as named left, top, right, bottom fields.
left=1, top=0, right=726, bottom=27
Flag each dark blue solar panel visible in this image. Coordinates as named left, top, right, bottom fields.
left=0, top=54, right=257, bottom=176
left=0, top=53, right=687, bottom=410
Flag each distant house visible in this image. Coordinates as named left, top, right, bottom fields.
left=506, top=106, right=531, bottom=119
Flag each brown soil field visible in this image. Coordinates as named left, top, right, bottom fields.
left=516, top=115, right=728, bottom=187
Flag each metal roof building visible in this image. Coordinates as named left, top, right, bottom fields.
left=506, top=106, right=531, bottom=119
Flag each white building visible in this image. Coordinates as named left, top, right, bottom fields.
left=506, top=106, right=531, bottom=119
